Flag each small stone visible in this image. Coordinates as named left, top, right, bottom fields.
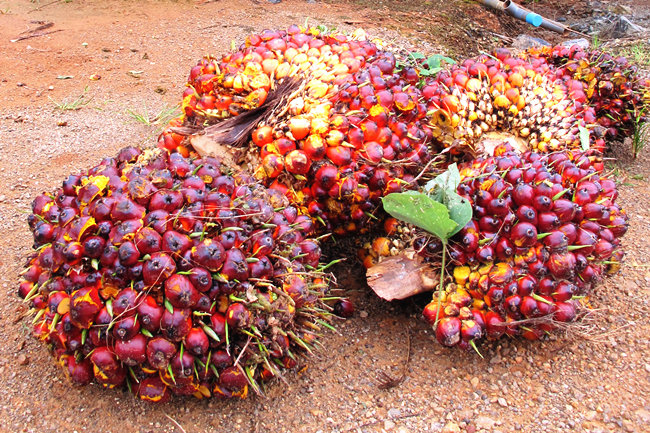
left=387, top=408, right=401, bottom=418
left=470, top=377, right=479, bottom=387
left=0, top=195, right=5, bottom=202
left=18, top=354, right=29, bottom=366
left=359, top=310, right=368, bottom=318
left=475, top=416, right=496, bottom=430
left=635, top=408, right=650, bottom=423
left=384, top=420, right=395, bottom=430
left=442, top=421, right=460, bottom=433
left=585, top=410, right=598, bottom=421
left=497, top=397, right=508, bottom=407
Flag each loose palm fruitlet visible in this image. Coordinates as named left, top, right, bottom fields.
left=18, top=146, right=337, bottom=402
left=160, top=26, right=647, bottom=235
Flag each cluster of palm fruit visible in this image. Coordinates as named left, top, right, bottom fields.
left=159, top=27, right=647, bottom=236
left=159, top=26, right=448, bottom=234
left=365, top=143, right=627, bottom=349
left=18, top=146, right=336, bottom=402
left=527, top=44, right=650, bottom=140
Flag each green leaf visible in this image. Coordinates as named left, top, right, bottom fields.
left=382, top=192, right=458, bottom=242
left=445, top=191, right=472, bottom=236
left=424, top=163, right=461, bottom=197
left=578, top=125, right=590, bottom=151
left=409, top=52, right=425, bottom=60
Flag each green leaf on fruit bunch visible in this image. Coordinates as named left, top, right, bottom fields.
left=579, top=124, right=590, bottom=151
left=444, top=191, right=472, bottom=236
left=425, top=163, right=461, bottom=199
left=382, top=191, right=458, bottom=242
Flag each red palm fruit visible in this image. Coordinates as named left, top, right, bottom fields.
left=33, top=222, right=55, bottom=245
left=512, top=184, right=535, bottom=206
left=165, top=274, right=200, bottom=309
left=82, top=236, right=106, bottom=259
left=579, top=265, right=599, bottom=284
left=226, top=303, right=251, bottom=328
left=221, top=248, right=250, bottom=282
left=487, top=198, right=509, bottom=217
left=149, top=189, right=183, bottom=212
left=261, top=154, right=284, bottom=178
left=220, top=366, right=248, bottom=393
left=249, top=256, right=273, bottom=279
left=91, top=346, right=126, bottom=387
left=113, top=316, right=140, bottom=341
left=185, top=327, right=209, bottom=356
left=114, top=333, right=147, bottom=366
left=510, top=222, right=538, bottom=247
left=332, top=299, right=355, bottom=318
left=252, top=233, right=274, bottom=257
left=146, top=337, right=177, bottom=370
left=479, top=216, right=500, bottom=232
left=69, top=287, right=101, bottom=329
left=62, top=242, right=83, bottom=266
left=517, top=275, right=537, bottom=297
left=298, top=239, right=321, bottom=267
left=543, top=230, right=568, bottom=252
left=188, top=267, right=213, bottom=292
left=161, top=308, right=192, bottom=342
left=326, top=146, right=351, bottom=166
left=476, top=245, right=494, bottom=263
left=210, top=350, right=233, bottom=370
left=461, top=320, right=482, bottom=342
left=191, top=239, right=226, bottom=272
left=436, top=317, right=461, bottom=347
left=485, top=311, right=505, bottom=339
left=66, top=356, right=93, bottom=385
left=580, top=220, right=601, bottom=234
left=553, top=199, right=577, bottom=223
left=137, top=377, right=171, bottom=403
left=89, top=307, right=112, bottom=347
left=552, top=281, right=575, bottom=302
left=118, top=241, right=140, bottom=266
left=113, top=288, right=138, bottom=317
left=495, top=237, right=514, bottom=260
left=558, top=223, right=578, bottom=244
left=538, top=212, right=561, bottom=232
left=144, top=210, right=171, bottom=234
left=303, top=135, right=326, bottom=160
left=209, top=313, right=227, bottom=343
left=532, top=195, right=553, bottom=212
left=108, top=219, right=143, bottom=245
left=504, top=295, right=522, bottom=318
left=548, top=252, right=577, bottom=279
left=574, top=228, right=597, bottom=255
left=486, top=286, right=504, bottom=307
left=594, top=239, right=614, bottom=259
left=252, top=125, right=273, bottom=147
left=459, top=231, right=479, bottom=252
left=583, top=203, right=607, bottom=220
left=133, top=227, right=162, bottom=255
left=171, top=351, right=195, bottom=382
left=142, top=252, right=177, bottom=286
left=516, top=206, right=537, bottom=225
left=284, top=150, right=311, bottom=175
left=110, top=197, right=146, bottom=221
left=520, top=296, right=540, bottom=318
left=136, top=295, right=164, bottom=332
left=554, top=302, right=576, bottom=322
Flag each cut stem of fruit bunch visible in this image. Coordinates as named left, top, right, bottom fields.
left=368, top=142, right=628, bottom=350
left=18, top=146, right=345, bottom=402
left=159, top=26, right=648, bottom=238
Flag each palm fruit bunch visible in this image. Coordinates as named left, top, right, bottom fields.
left=159, top=25, right=443, bottom=234
left=526, top=44, right=650, bottom=140
left=365, top=143, right=627, bottom=349
left=18, top=146, right=335, bottom=402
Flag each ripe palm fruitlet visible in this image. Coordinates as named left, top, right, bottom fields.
left=19, top=146, right=339, bottom=402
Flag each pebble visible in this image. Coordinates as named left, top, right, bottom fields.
left=0, top=195, right=5, bottom=202
left=497, top=397, right=508, bottom=407
left=442, top=421, right=460, bottom=433
left=470, top=377, right=479, bottom=387
left=387, top=408, right=401, bottom=418
left=359, top=311, right=368, bottom=318
left=18, top=355, right=29, bottom=366
left=475, top=416, right=496, bottom=430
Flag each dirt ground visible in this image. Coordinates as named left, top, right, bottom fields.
left=0, top=1, right=649, bottom=432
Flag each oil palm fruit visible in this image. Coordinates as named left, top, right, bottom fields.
left=18, top=146, right=340, bottom=401
left=367, top=143, right=627, bottom=349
